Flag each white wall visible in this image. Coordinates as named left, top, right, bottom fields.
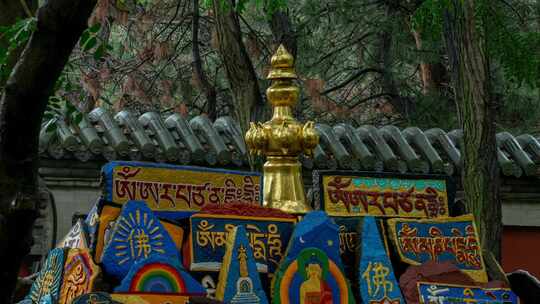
left=45, top=178, right=101, bottom=242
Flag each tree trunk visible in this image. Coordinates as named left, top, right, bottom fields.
left=0, top=0, right=39, bottom=88
left=212, top=0, right=265, bottom=136
left=411, top=29, right=437, bottom=95
left=443, top=0, right=501, bottom=259
left=192, top=0, right=217, bottom=121
left=0, top=0, right=96, bottom=301
left=376, top=4, right=415, bottom=119
left=268, top=8, right=297, bottom=58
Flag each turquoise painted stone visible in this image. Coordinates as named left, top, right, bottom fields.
left=114, top=255, right=205, bottom=295
left=25, top=248, right=66, bottom=304
left=216, top=225, right=268, bottom=304
left=359, top=217, right=404, bottom=304
left=101, top=200, right=178, bottom=279
left=38, top=294, right=54, bottom=304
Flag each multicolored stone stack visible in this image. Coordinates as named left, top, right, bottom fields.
left=21, top=46, right=526, bottom=304
left=21, top=160, right=524, bottom=304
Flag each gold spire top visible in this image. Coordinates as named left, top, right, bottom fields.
left=267, top=44, right=296, bottom=80
left=245, top=45, right=319, bottom=214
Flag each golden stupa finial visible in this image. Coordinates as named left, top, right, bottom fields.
left=267, top=45, right=296, bottom=80
left=245, top=45, right=319, bottom=214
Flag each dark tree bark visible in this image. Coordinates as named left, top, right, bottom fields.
left=212, top=0, right=265, bottom=136
left=411, top=29, right=447, bottom=95
left=443, top=0, right=501, bottom=259
left=268, top=9, right=297, bottom=58
left=0, top=0, right=96, bottom=301
left=192, top=0, right=217, bottom=121
left=0, top=0, right=39, bottom=88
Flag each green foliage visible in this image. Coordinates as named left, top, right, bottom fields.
left=79, top=23, right=112, bottom=60
left=412, top=0, right=452, bottom=40
left=0, top=18, right=36, bottom=80
left=413, top=0, right=540, bottom=89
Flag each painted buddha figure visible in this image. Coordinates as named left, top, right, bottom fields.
left=299, top=263, right=332, bottom=304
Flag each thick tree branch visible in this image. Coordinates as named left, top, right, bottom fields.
left=192, top=0, right=217, bottom=121
left=0, top=0, right=96, bottom=301
left=212, top=0, right=265, bottom=134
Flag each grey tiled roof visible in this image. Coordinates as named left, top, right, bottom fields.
left=39, top=107, right=540, bottom=177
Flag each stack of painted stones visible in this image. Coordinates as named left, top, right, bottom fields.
left=21, top=161, right=523, bottom=303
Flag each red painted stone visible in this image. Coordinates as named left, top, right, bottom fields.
left=200, top=203, right=296, bottom=219
left=399, top=261, right=510, bottom=304
left=399, top=261, right=477, bottom=304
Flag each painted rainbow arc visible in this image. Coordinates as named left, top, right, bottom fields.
left=129, top=262, right=186, bottom=293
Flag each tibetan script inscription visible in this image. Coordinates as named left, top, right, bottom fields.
left=59, top=249, right=100, bottom=304
left=103, top=161, right=262, bottom=211
left=320, top=172, right=451, bottom=218
left=388, top=214, right=488, bottom=282
left=417, top=282, right=520, bottom=304
left=190, top=214, right=296, bottom=274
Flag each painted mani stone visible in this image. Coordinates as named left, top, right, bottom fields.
left=102, top=161, right=262, bottom=212
left=216, top=225, right=268, bottom=304
left=95, top=203, right=184, bottom=264
left=111, top=293, right=190, bottom=304
left=38, top=294, right=55, bottom=304
left=114, top=255, right=205, bottom=295
left=84, top=199, right=101, bottom=253
left=25, top=248, right=66, bottom=303
left=387, top=214, right=488, bottom=282
left=57, top=219, right=89, bottom=249
left=359, top=217, right=404, bottom=304
left=317, top=172, right=453, bottom=218
left=333, top=216, right=363, bottom=290
left=272, top=211, right=354, bottom=304
left=102, top=200, right=178, bottom=279
left=94, top=203, right=122, bottom=263
left=59, top=248, right=100, bottom=304
left=189, top=213, right=296, bottom=273
left=417, top=282, right=520, bottom=304
left=73, top=292, right=120, bottom=304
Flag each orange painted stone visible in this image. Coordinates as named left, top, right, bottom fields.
left=59, top=248, right=101, bottom=304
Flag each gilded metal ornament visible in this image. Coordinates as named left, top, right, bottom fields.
left=245, top=45, right=319, bottom=214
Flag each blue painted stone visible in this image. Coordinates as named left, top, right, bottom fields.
left=190, top=214, right=295, bottom=273
left=216, top=225, right=268, bottom=304
left=418, top=282, right=519, bottom=304
left=271, top=211, right=354, bottom=304
left=114, top=255, right=205, bottom=295
left=101, top=200, right=178, bottom=279
left=25, top=248, right=65, bottom=303
left=359, top=217, right=404, bottom=304
left=73, top=292, right=120, bottom=304
left=283, top=211, right=343, bottom=267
